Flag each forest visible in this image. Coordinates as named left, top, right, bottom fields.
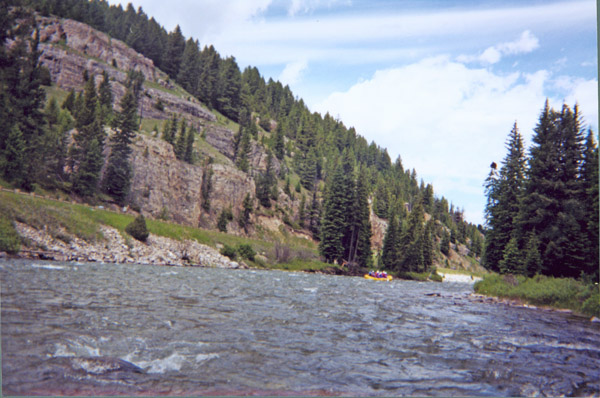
left=483, top=102, right=598, bottom=281
left=1, top=0, right=596, bottom=282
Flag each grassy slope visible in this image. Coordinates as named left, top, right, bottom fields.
left=474, top=273, right=599, bottom=318
left=0, top=189, right=333, bottom=272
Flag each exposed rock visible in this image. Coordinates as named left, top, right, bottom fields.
left=14, top=222, right=240, bottom=268
left=36, top=15, right=215, bottom=123
left=125, top=134, right=255, bottom=230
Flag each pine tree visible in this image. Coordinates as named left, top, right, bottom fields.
left=319, top=160, right=350, bottom=264
left=516, top=101, right=588, bottom=277
left=381, top=209, right=400, bottom=270
left=198, top=45, right=220, bottom=108
left=523, top=231, right=542, bottom=276
left=235, top=126, right=251, bottom=172
left=72, top=72, right=105, bottom=196
left=184, top=125, right=195, bottom=163
left=398, top=199, right=425, bottom=272
left=0, top=21, right=46, bottom=190
left=422, top=220, right=434, bottom=271
left=174, top=119, right=187, bottom=160
left=308, top=189, right=321, bottom=239
left=176, top=38, right=200, bottom=95
left=440, top=230, right=450, bottom=256
left=581, top=130, right=599, bottom=280
left=102, top=89, right=137, bottom=204
left=352, top=167, right=373, bottom=268
left=273, top=124, right=285, bottom=160
left=72, top=138, right=104, bottom=197
left=98, top=70, right=113, bottom=122
left=255, top=151, right=276, bottom=207
left=483, top=123, right=526, bottom=272
left=498, top=236, right=523, bottom=274
left=200, top=162, right=213, bottom=212
left=162, top=114, right=177, bottom=144
left=162, top=25, right=185, bottom=79
left=216, top=56, right=242, bottom=121
left=238, top=193, right=253, bottom=232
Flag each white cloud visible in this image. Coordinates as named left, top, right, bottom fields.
left=313, top=57, right=597, bottom=224
left=279, top=60, right=308, bottom=85
left=288, top=0, right=351, bottom=16
left=459, top=30, right=540, bottom=65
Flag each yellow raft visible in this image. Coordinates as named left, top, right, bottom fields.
left=364, top=274, right=393, bottom=281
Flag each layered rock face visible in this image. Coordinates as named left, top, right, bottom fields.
left=36, top=16, right=215, bottom=123
left=127, top=134, right=255, bottom=231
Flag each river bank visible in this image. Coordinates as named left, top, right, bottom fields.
left=7, top=221, right=243, bottom=269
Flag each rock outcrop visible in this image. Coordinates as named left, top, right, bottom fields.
left=126, top=134, right=255, bottom=230
left=37, top=16, right=215, bottom=123
left=14, top=222, right=242, bottom=268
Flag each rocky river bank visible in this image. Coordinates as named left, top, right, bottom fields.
left=8, top=222, right=243, bottom=269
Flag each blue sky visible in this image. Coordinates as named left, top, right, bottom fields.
left=109, top=0, right=598, bottom=225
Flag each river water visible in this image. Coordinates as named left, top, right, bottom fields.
left=1, top=259, right=599, bottom=396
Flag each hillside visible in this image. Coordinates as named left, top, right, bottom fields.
left=0, top=3, right=486, bottom=275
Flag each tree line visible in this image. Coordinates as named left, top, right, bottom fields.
left=483, top=100, right=598, bottom=281
left=6, top=0, right=483, bottom=271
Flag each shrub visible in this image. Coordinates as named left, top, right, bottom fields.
left=217, top=208, right=233, bottom=232
left=220, top=244, right=237, bottom=260
left=125, top=214, right=149, bottom=242
left=237, top=244, right=255, bottom=261
left=0, top=216, right=21, bottom=254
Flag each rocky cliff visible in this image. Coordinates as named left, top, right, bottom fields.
left=36, top=15, right=290, bottom=236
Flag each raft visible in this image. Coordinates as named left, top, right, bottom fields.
left=364, top=274, right=393, bottom=281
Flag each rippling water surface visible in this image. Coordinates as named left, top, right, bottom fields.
left=2, top=259, right=599, bottom=396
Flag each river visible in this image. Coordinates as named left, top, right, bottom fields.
left=1, top=259, right=599, bottom=396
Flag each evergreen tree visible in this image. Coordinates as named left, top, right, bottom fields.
left=235, top=126, right=251, bottom=172
left=174, top=119, right=187, bottom=160
left=319, top=159, right=351, bottom=264
left=238, top=193, right=253, bottom=232
left=381, top=209, right=400, bottom=270
left=0, top=21, right=46, bottom=190
left=273, top=124, right=285, bottom=160
left=352, top=167, right=373, bottom=268
left=498, top=236, right=523, bottom=274
left=308, top=189, right=321, bottom=239
left=162, top=114, right=177, bottom=144
left=176, top=38, right=201, bottom=95
left=516, top=101, right=588, bottom=278
left=184, top=125, right=195, bottom=163
left=198, top=45, right=220, bottom=108
left=72, top=138, right=104, bottom=197
left=255, top=151, right=276, bottom=207
left=216, top=56, right=242, bottom=121
left=162, top=25, right=185, bottom=78
left=581, top=130, right=599, bottom=280
left=398, top=199, right=425, bottom=272
left=200, top=162, right=213, bottom=212
left=482, top=123, right=526, bottom=272
left=102, top=89, right=138, bottom=204
left=522, top=231, right=542, bottom=276
left=422, top=220, right=435, bottom=271
left=440, top=230, right=450, bottom=256
left=98, top=70, right=113, bottom=122
left=71, top=72, right=105, bottom=196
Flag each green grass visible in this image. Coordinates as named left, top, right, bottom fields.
left=474, top=273, right=599, bottom=317
left=0, top=189, right=326, bottom=272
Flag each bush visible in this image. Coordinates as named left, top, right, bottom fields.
left=217, top=208, right=233, bottom=232
left=0, top=216, right=21, bottom=254
left=237, top=244, right=256, bottom=261
left=125, top=214, right=149, bottom=242
left=220, top=244, right=237, bottom=260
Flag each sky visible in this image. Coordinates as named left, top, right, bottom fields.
left=109, top=0, right=598, bottom=225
